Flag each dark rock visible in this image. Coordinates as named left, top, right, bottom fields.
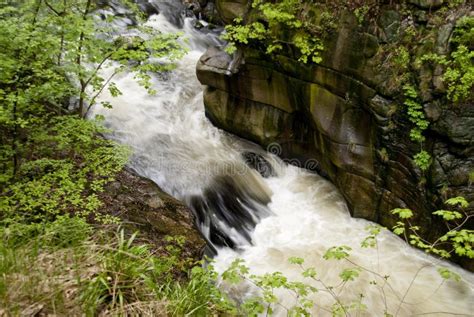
left=188, top=173, right=272, bottom=253
left=183, top=0, right=201, bottom=15
left=214, top=0, right=248, bottom=23
left=100, top=168, right=205, bottom=259
left=378, top=10, right=401, bottom=43
left=242, top=151, right=276, bottom=178
left=134, top=0, right=159, bottom=16
left=201, top=2, right=223, bottom=24
left=424, top=102, right=441, bottom=122
left=155, top=1, right=186, bottom=27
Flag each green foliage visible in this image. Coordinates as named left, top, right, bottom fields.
left=437, top=267, right=461, bottom=282
left=442, top=44, right=474, bottom=102
left=439, top=230, right=474, bottom=258
left=223, top=0, right=324, bottom=64
left=0, top=116, right=129, bottom=224
left=432, top=210, right=463, bottom=221
left=323, top=245, right=352, bottom=260
left=391, top=208, right=414, bottom=219
left=361, top=225, right=382, bottom=248
left=354, top=5, right=369, bottom=25
left=221, top=258, right=249, bottom=283
left=445, top=196, right=469, bottom=208
left=0, top=218, right=232, bottom=316
left=0, top=0, right=184, bottom=226
left=216, top=198, right=471, bottom=316
left=339, top=268, right=361, bottom=282
left=444, top=16, right=474, bottom=102
left=391, top=196, right=473, bottom=259
left=0, top=215, right=91, bottom=253
left=392, top=221, right=406, bottom=236
left=394, top=16, right=473, bottom=174
left=393, top=46, right=410, bottom=70
left=288, top=256, right=305, bottom=265
left=401, top=82, right=431, bottom=171
left=302, top=267, right=317, bottom=279
left=82, top=230, right=217, bottom=315
left=0, top=0, right=184, bottom=119
left=165, top=262, right=237, bottom=316
left=420, top=17, right=474, bottom=103
left=222, top=258, right=320, bottom=316
left=413, top=150, right=432, bottom=171
left=402, top=84, right=430, bottom=143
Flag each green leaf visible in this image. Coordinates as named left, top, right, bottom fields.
left=323, top=246, right=352, bottom=260
left=391, top=208, right=414, bottom=219
left=339, top=268, right=361, bottom=282
left=445, top=197, right=469, bottom=209
left=437, top=267, right=461, bottom=282
left=288, top=257, right=304, bottom=265
left=433, top=210, right=463, bottom=221
left=302, top=267, right=317, bottom=279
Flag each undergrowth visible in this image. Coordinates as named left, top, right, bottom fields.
left=0, top=217, right=231, bottom=316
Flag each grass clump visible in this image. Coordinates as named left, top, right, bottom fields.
left=0, top=217, right=232, bottom=316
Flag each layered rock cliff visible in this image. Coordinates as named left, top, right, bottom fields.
left=197, top=0, right=473, bottom=266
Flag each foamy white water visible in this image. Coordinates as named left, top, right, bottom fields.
left=92, top=7, right=474, bottom=316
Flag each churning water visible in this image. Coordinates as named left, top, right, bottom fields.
left=92, top=6, right=474, bottom=316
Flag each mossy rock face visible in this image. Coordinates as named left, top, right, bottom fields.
left=409, top=0, right=444, bottom=9
left=204, top=87, right=291, bottom=144
left=198, top=0, right=474, bottom=270
left=378, top=10, right=401, bottom=43
left=214, top=0, right=247, bottom=23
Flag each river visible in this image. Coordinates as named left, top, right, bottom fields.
left=92, top=3, right=474, bottom=316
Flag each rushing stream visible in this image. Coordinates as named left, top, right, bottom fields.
left=92, top=4, right=474, bottom=316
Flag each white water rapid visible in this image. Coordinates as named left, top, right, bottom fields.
left=92, top=6, right=474, bottom=316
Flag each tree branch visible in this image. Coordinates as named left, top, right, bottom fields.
left=44, top=0, right=61, bottom=16
left=85, top=69, right=120, bottom=117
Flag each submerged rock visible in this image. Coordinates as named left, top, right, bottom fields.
left=188, top=172, right=272, bottom=254
left=242, top=151, right=276, bottom=178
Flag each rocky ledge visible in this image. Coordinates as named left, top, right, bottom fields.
left=197, top=1, right=473, bottom=269
left=100, top=168, right=206, bottom=260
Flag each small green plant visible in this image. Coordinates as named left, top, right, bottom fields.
left=354, top=5, right=369, bottom=25
left=393, top=46, right=410, bottom=71
left=220, top=209, right=471, bottom=316
left=402, top=84, right=430, bottom=143
left=420, top=16, right=474, bottom=103
left=80, top=229, right=234, bottom=316
left=400, top=83, right=432, bottom=171
left=391, top=196, right=473, bottom=259
left=0, top=217, right=235, bottom=316
left=389, top=44, right=433, bottom=173
left=0, top=216, right=95, bottom=315
left=0, top=116, right=129, bottom=224
left=413, top=150, right=432, bottom=171
left=223, top=0, right=324, bottom=64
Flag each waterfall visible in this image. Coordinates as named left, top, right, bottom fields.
left=91, top=4, right=474, bottom=316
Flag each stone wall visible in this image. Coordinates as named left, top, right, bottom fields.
left=197, top=1, right=473, bottom=268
